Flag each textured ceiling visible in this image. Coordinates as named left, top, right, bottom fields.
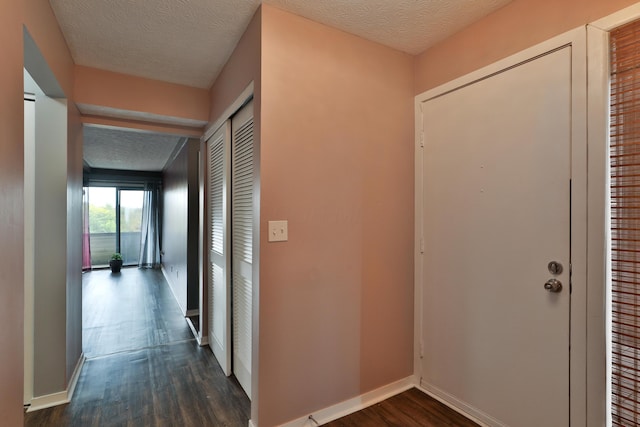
left=50, top=0, right=512, bottom=89
left=50, top=0, right=261, bottom=89
left=268, top=0, right=511, bottom=56
left=52, top=0, right=513, bottom=171
left=83, top=126, right=185, bottom=172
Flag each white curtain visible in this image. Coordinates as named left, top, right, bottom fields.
left=138, top=183, right=160, bottom=268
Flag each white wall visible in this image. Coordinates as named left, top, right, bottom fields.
left=32, top=94, right=69, bottom=397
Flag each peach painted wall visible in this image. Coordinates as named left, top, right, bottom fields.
left=25, top=2, right=83, bottom=400
left=415, top=0, right=640, bottom=94
left=0, top=0, right=26, bottom=424
left=24, top=0, right=74, bottom=96
left=0, top=0, right=81, bottom=423
left=208, top=8, right=261, bottom=124
left=259, top=5, right=414, bottom=426
left=206, top=8, right=262, bottom=421
left=75, top=66, right=210, bottom=122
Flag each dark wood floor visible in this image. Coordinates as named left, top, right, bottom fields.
left=81, top=268, right=194, bottom=358
left=324, top=388, right=480, bottom=427
left=25, top=268, right=250, bottom=427
left=25, top=268, right=478, bottom=427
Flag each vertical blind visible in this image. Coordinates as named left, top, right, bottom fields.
left=611, top=19, right=640, bottom=426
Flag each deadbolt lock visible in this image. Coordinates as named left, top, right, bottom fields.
left=548, top=261, right=563, bottom=276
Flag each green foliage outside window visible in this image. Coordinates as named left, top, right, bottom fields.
left=89, top=204, right=142, bottom=233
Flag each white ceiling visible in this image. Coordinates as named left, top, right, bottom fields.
left=83, top=126, right=185, bottom=172
left=50, top=0, right=511, bottom=89
left=49, top=0, right=512, bottom=172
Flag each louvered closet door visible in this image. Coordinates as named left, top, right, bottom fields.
left=207, top=122, right=231, bottom=376
left=231, top=99, right=254, bottom=399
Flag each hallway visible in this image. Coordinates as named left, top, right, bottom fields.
left=25, top=268, right=250, bottom=426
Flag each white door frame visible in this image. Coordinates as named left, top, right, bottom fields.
left=414, top=27, right=589, bottom=426
left=23, top=93, right=35, bottom=406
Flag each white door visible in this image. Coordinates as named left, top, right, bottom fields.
left=207, top=122, right=232, bottom=376
left=231, top=100, right=254, bottom=399
left=419, top=47, right=571, bottom=426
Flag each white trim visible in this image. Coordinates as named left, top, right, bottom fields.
left=586, top=23, right=610, bottom=427
left=413, top=88, right=424, bottom=384
left=66, top=354, right=85, bottom=403
left=569, top=26, right=590, bottom=427
left=27, top=391, right=68, bottom=412
left=414, top=26, right=588, bottom=427
left=23, top=95, right=35, bottom=406
left=417, top=382, right=496, bottom=427
left=248, top=420, right=257, bottom=427
left=202, top=82, right=254, bottom=142
left=27, top=354, right=85, bottom=412
left=590, top=2, right=640, bottom=31
left=277, top=376, right=417, bottom=427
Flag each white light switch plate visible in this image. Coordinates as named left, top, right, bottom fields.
left=268, top=220, right=288, bottom=242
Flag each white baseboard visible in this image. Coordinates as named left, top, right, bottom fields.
left=417, top=381, right=503, bottom=427
left=27, top=390, right=68, bottom=413
left=28, top=354, right=86, bottom=412
left=248, top=420, right=257, bottom=427
left=277, top=376, right=417, bottom=427
left=198, top=335, right=209, bottom=346
left=67, top=353, right=85, bottom=402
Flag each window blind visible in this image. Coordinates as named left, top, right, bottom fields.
left=611, top=19, right=640, bottom=426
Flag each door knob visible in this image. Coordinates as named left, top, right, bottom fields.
left=544, top=278, right=562, bottom=293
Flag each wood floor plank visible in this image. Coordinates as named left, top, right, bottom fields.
left=25, top=268, right=250, bottom=427
left=324, top=388, right=480, bottom=427
left=81, top=268, right=193, bottom=358
left=26, top=268, right=476, bottom=427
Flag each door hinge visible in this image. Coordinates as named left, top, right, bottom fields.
left=420, top=342, right=424, bottom=358
left=420, top=237, right=425, bottom=254
left=420, top=132, right=425, bottom=148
